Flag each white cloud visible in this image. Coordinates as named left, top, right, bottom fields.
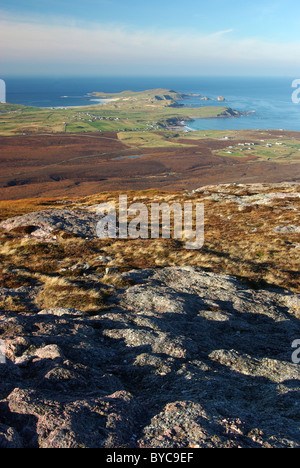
left=1, top=13, right=300, bottom=75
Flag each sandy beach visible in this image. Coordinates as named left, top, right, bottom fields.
left=44, top=97, right=119, bottom=110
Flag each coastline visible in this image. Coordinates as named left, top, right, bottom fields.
left=5, top=76, right=300, bottom=131
left=164, top=107, right=244, bottom=132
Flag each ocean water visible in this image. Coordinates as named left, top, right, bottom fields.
left=3, top=76, right=300, bottom=131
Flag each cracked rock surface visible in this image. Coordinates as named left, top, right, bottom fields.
left=0, top=266, right=299, bottom=448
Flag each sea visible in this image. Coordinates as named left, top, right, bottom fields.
left=3, top=76, right=300, bottom=131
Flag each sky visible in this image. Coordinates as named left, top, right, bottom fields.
left=1, top=0, right=300, bottom=76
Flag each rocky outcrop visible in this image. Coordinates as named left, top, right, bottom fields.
left=0, top=209, right=105, bottom=240
left=195, top=182, right=300, bottom=207
left=220, top=108, right=241, bottom=117
left=0, top=266, right=299, bottom=448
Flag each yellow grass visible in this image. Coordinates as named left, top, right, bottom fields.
left=0, top=185, right=299, bottom=318
left=117, top=131, right=196, bottom=148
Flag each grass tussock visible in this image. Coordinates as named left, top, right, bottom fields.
left=0, top=294, right=30, bottom=313
left=34, top=274, right=107, bottom=313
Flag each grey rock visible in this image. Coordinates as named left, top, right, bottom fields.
left=38, top=307, right=89, bottom=317
left=195, top=183, right=300, bottom=208
left=34, top=344, right=65, bottom=361
left=273, top=225, right=300, bottom=233
left=5, top=388, right=142, bottom=448
left=0, top=209, right=106, bottom=239
left=97, top=255, right=114, bottom=264
left=0, top=267, right=299, bottom=448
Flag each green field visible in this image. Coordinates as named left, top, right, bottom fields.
left=117, top=130, right=197, bottom=148
left=0, top=88, right=232, bottom=136
left=1, top=89, right=299, bottom=164
left=214, top=138, right=300, bottom=163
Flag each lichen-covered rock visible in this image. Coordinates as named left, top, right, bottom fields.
left=38, top=307, right=89, bottom=317
left=273, top=225, right=300, bottom=233
left=0, top=266, right=299, bottom=448
left=4, top=388, right=143, bottom=448
left=0, top=209, right=105, bottom=239
left=196, top=184, right=300, bottom=208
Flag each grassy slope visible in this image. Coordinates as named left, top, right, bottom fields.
left=215, top=141, right=300, bottom=163
left=0, top=184, right=299, bottom=315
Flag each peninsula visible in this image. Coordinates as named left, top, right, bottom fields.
left=0, top=88, right=240, bottom=136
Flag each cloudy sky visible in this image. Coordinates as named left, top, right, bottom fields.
left=1, top=0, right=300, bottom=76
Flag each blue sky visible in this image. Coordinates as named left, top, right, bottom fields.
left=1, top=0, right=300, bottom=76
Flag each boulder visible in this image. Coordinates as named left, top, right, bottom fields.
left=0, top=209, right=106, bottom=240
